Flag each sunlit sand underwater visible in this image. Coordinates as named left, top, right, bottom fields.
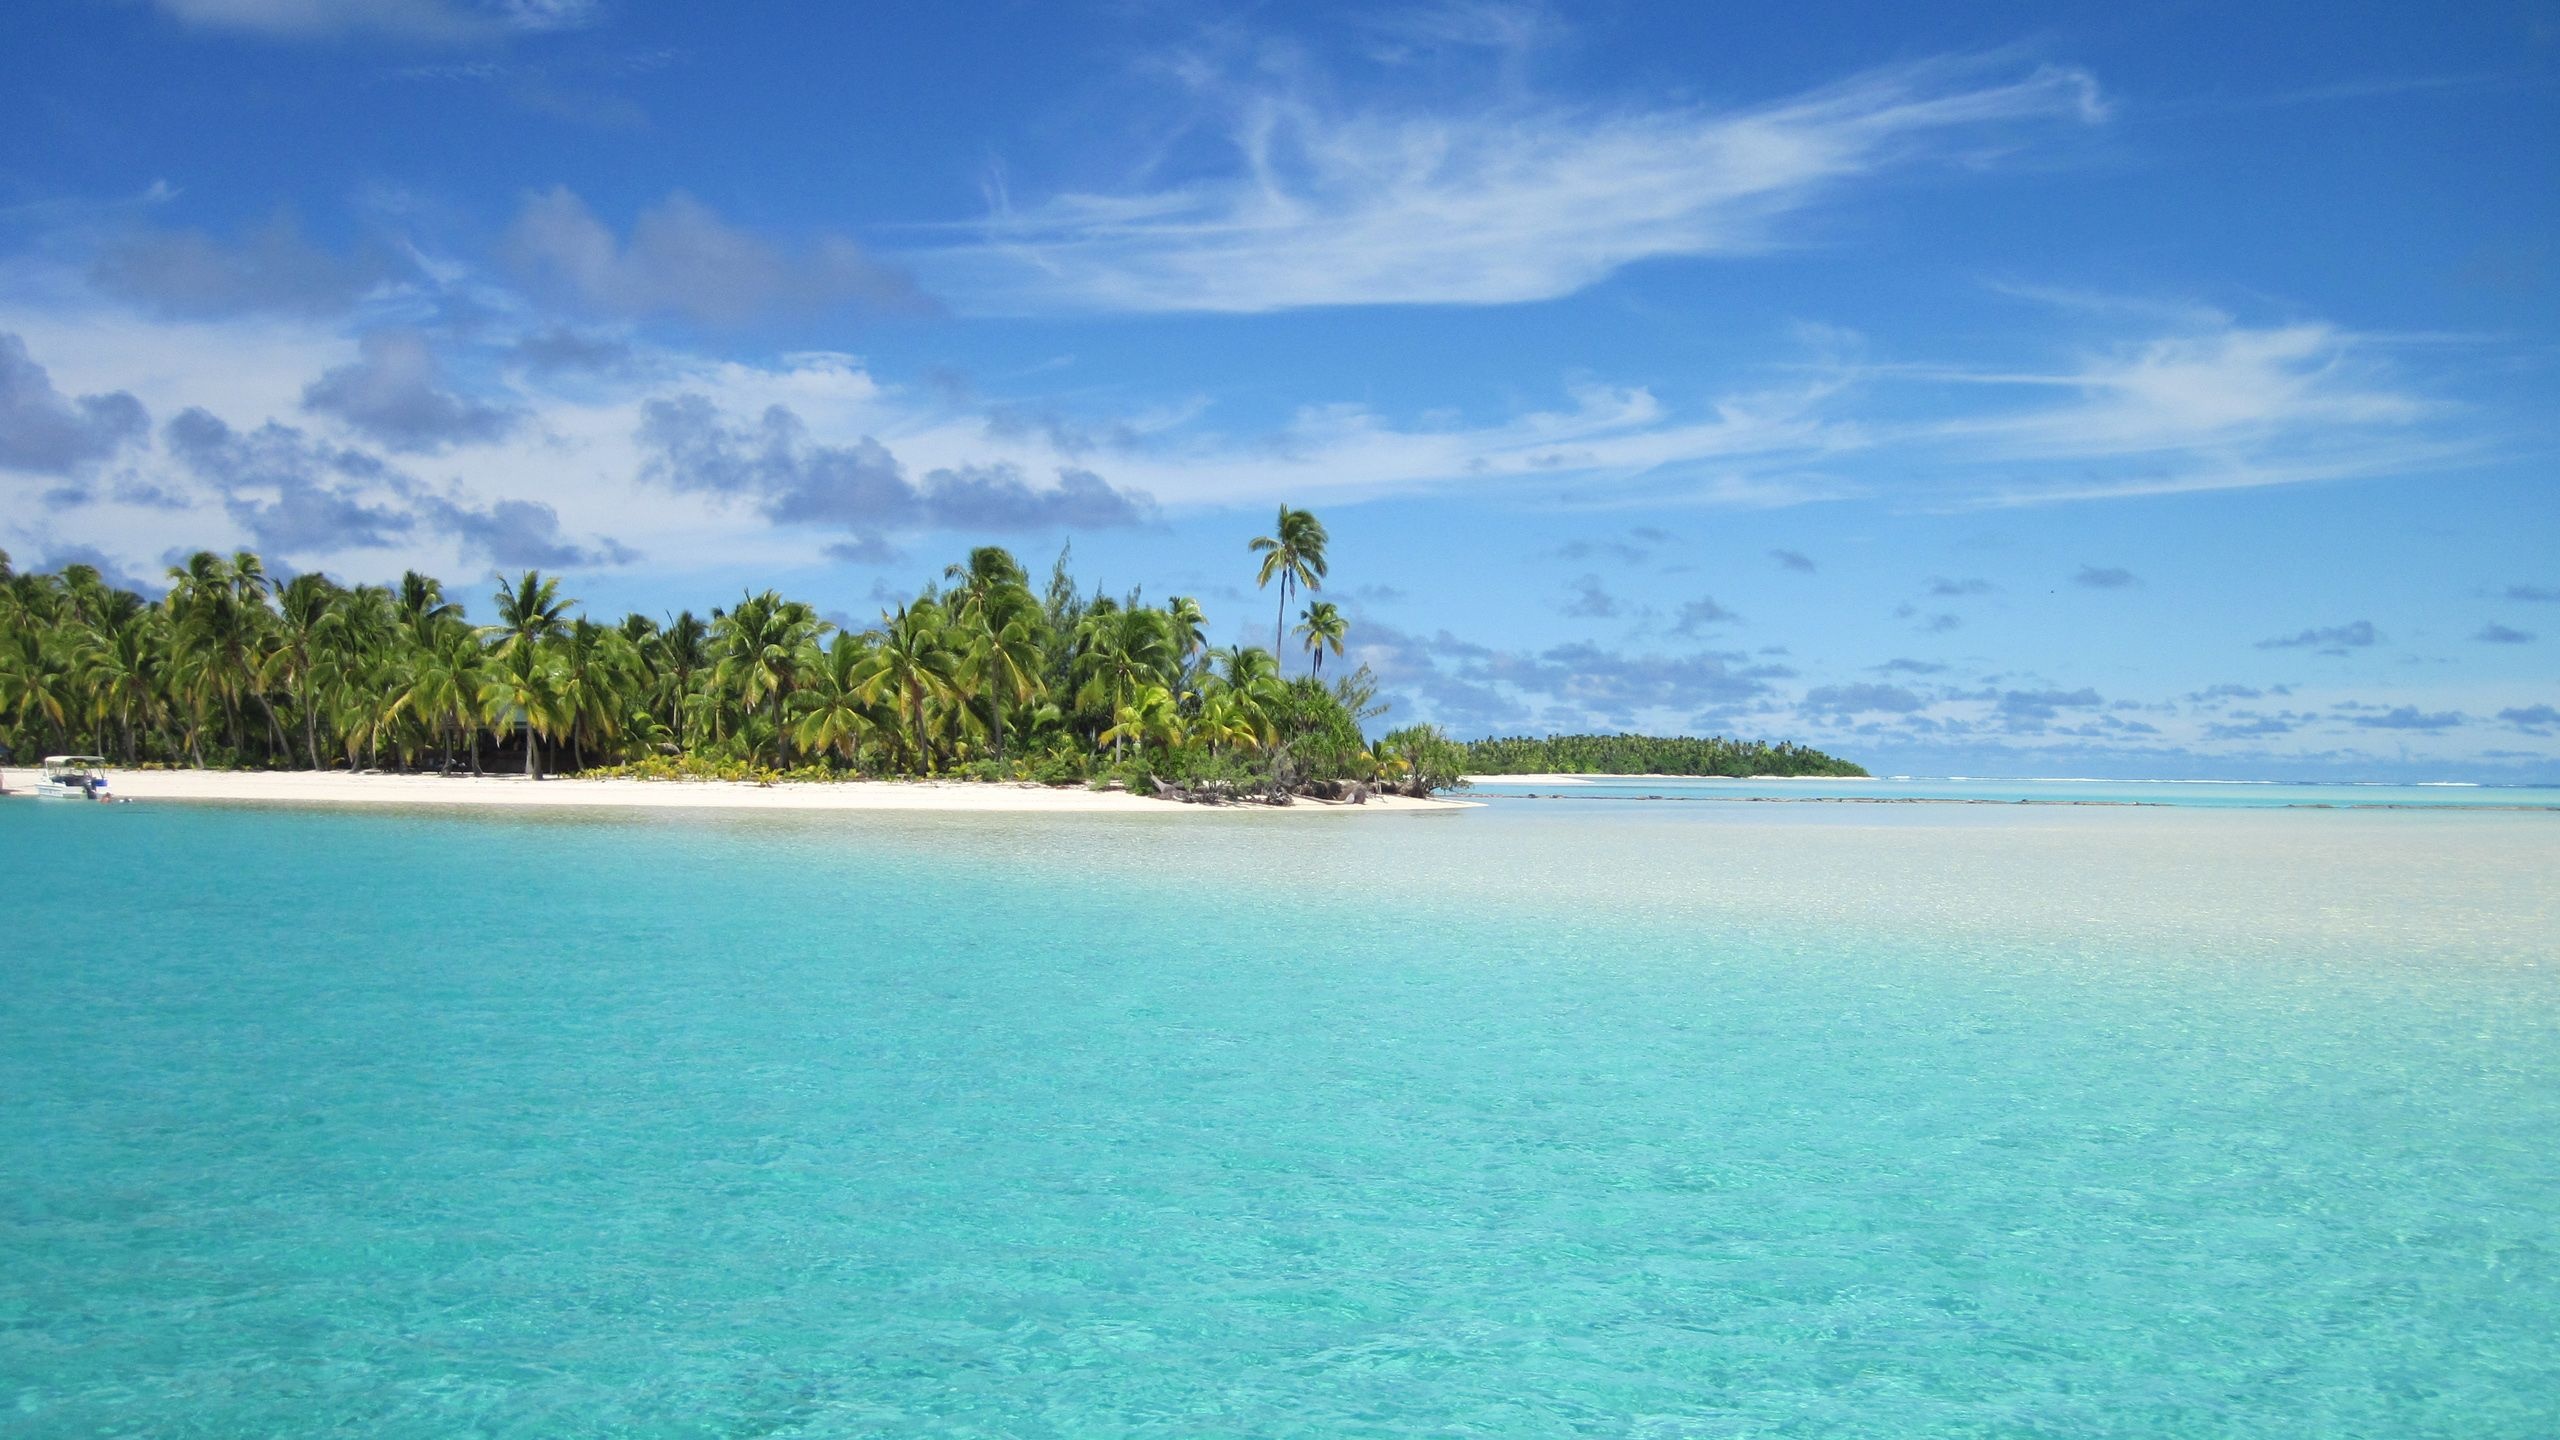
left=4, top=796, right=2555, bottom=1435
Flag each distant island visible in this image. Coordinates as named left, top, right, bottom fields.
left=1463, top=733, right=1868, bottom=778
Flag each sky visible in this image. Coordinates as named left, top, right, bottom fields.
left=2, top=0, right=2555, bottom=780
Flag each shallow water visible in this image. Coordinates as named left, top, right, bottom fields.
left=1466, top=773, right=2560, bottom=810
left=4, top=799, right=2556, bottom=1436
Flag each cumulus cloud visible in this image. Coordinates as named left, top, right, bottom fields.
left=164, top=406, right=416, bottom=552
left=1560, top=573, right=1619, bottom=618
left=88, top=216, right=397, bottom=319
left=1927, top=576, right=1994, bottom=597
left=1768, top=548, right=1817, bottom=572
left=2074, top=564, right=2138, bottom=588
left=2349, top=706, right=2465, bottom=731
left=162, top=405, right=621, bottom=563
left=2473, top=623, right=2534, bottom=644
left=414, top=493, right=631, bottom=567
left=951, top=56, right=2103, bottom=313
left=0, top=333, right=149, bottom=475
left=1996, top=687, right=2103, bottom=725
left=635, top=394, right=1155, bottom=550
left=503, top=187, right=931, bottom=326
left=508, top=326, right=635, bottom=374
left=301, top=331, right=522, bottom=452
left=2255, top=620, right=2379, bottom=652
left=2499, top=704, right=2558, bottom=732
left=1803, top=682, right=1927, bottom=714
left=1670, top=595, right=1739, bottom=634
left=2501, top=584, right=2558, bottom=603
left=1352, top=618, right=1783, bottom=732
left=2205, top=714, right=2296, bottom=740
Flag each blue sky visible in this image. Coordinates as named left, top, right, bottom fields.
left=3, top=0, right=2555, bottom=779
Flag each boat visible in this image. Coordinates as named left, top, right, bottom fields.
left=30, top=755, right=116, bottom=801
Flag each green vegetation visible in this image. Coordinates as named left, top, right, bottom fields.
left=0, top=515, right=1471, bottom=803
left=1463, top=733, right=1867, bottom=778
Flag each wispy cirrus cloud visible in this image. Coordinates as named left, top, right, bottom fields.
left=142, top=0, right=596, bottom=44
left=1911, top=318, right=2465, bottom=505
left=945, top=55, right=2105, bottom=314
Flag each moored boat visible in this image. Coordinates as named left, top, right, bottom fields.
left=30, top=755, right=116, bottom=801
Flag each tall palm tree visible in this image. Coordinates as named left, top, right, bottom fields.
left=269, top=571, right=341, bottom=768
left=1164, top=595, right=1208, bottom=664
left=857, top=601, right=962, bottom=772
left=487, top=571, right=574, bottom=655
left=479, top=641, right=563, bottom=779
left=403, top=622, right=487, bottom=772
left=947, top=551, right=1044, bottom=764
left=1295, top=600, right=1349, bottom=675
left=1248, top=506, right=1328, bottom=657
left=652, top=611, right=711, bottom=744
left=1074, top=606, right=1177, bottom=761
left=789, top=633, right=876, bottom=766
left=710, top=591, right=824, bottom=767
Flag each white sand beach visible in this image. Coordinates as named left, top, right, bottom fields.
left=0, top=768, right=1470, bottom=815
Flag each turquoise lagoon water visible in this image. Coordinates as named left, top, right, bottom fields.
left=1465, top=773, right=2560, bottom=810
left=3, top=797, right=2556, bottom=1436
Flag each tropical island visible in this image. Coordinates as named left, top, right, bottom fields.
left=1463, top=733, right=1867, bottom=778
left=1, top=507, right=1858, bottom=808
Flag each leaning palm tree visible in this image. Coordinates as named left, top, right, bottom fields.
left=1248, top=506, right=1328, bottom=657
left=1295, top=600, right=1349, bottom=675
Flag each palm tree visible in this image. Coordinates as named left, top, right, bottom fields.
left=1164, top=595, right=1208, bottom=665
left=651, top=611, right=711, bottom=744
left=789, top=633, right=876, bottom=766
left=396, top=570, right=461, bottom=641
left=1295, top=600, right=1348, bottom=675
left=709, top=591, right=824, bottom=767
left=947, top=551, right=1045, bottom=765
left=479, top=641, right=563, bottom=779
left=1074, top=606, right=1177, bottom=762
left=1249, top=506, right=1328, bottom=657
left=857, top=602, right=962, bottom=772
left=403, top=622, right=487, bottom=772
left=487, top=571, right=574, bottom=656
left=1100, top=682, right=1185, bottom=757
left=269, top=571, right=340, bottom=768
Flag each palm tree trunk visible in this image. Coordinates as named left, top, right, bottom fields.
left=524, top=725, right=540, bottom=780
left=301, top=679, right=321, bottom=769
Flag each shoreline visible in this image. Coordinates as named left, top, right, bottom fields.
left=0, top=768, right=1473, bottom=816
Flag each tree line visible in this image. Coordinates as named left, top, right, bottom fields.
left=1462, top=733, right=1866, bottom=778
left=0, top=506, right=1474, bottom=800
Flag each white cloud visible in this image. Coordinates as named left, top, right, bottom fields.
left=1841, top=312, right=2465, bottom=505
left=941, top=56, right=2104, bottom=314
left=501, top=188, right=931, bottom=327
left=144, top=0, right=594, bottom=42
